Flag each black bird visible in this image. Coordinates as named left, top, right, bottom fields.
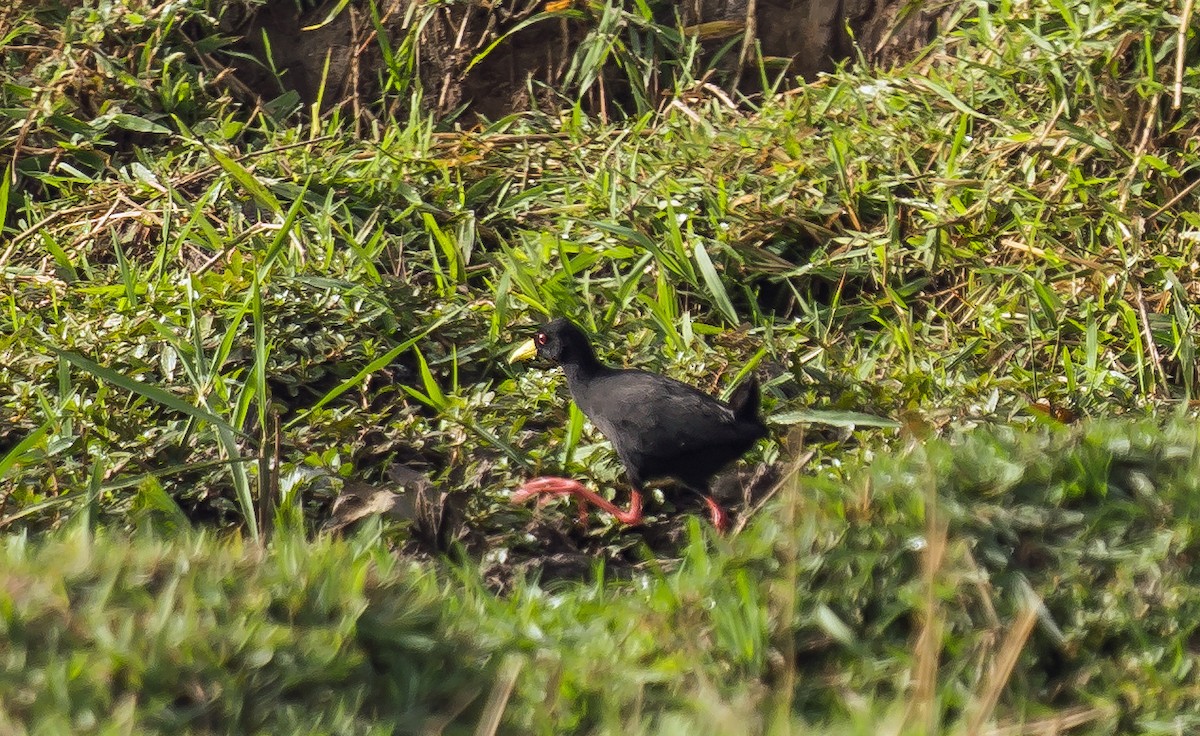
left=509, top=318, right=767, bottom=530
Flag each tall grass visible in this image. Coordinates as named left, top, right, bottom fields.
left=3, top=420, right=1198, bottom=732
left=3, top=0, right=1199, bottom=540
left=3, top=2, right=1200, bottom=731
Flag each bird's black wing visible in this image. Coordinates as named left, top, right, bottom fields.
left=578, top=370, right=749, bottom=467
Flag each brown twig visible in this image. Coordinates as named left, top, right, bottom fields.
left=1133, top=284, right=1168, bottom=394
left=966, top=606, right=1039, bottom=736
left=731, top=448, right=814, bottom=536
left=904, top=466, right=948, bottom=734
left=1175, top=0, right=1195, bottom=109
left=473, top=655, right=523, bottom=736
left=735, top=0, right=757, bottom=87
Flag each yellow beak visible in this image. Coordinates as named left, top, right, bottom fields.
left=508, top=338, right=539, bottom=363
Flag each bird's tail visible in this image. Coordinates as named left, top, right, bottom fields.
left=728, top=375, right=761, bottom=423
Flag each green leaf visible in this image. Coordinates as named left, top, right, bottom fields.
left=44, top=345, right=246, bottom=438
left=108, top=113, right=171, bottom=135
left=206, top=144, right=282, bottom=215
left=0, top=163, right=10, bottom=232
left=133, top=477, right=192, bottom=531
left=693, top=241, right=738, bottom=324
left=0, top=491, right=84, bottom=530
left=912, top=76, right=1010, bottom=131
left=465, top=11, right=571, bottom=74
left=413, top=347, right=447, bottom=409
left=1058, top=119, right=1116, bottom=153
left=814, top=604, right=856, bottom=646
left=563, top=402, right=585, bottom=468
left=301, top=0, right=352, bottom=30
left=284, top=313, right=458, bottom=429
left=0, top=421, right=52, bottom=480
left=39, top=232, right=78, bottom=282
left=769, top=409, right=899, bottom=429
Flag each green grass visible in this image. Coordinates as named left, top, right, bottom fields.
left=0, top=527, right=495, bottom=734
left=3, top=0, right=1200, bottom=731
left=3, top=0, right=1197, bottom=540
left=3, top=420, right=1200, bottom=734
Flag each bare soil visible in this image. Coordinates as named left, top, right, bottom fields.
left=218, top=0, right=956, bottom=123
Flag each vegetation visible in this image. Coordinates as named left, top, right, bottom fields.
left=2, top=0, right=1199, bottom=732
left=4, top=421, right=1200, bottom=733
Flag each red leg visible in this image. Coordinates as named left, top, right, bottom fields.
left=703, top=496, right=729, bottom=533
left=513, top=476, right=644, bottom=525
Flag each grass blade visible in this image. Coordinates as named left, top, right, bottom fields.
left=693, top=241, right=738, bottom=324
left=45, top=345, right=246, bottom=438
left=205, top=144, right=282, bottom=215
left=0, top=421, right=52, bottom=480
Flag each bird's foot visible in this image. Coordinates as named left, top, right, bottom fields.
left=513, top=476, right=643, bottom=526
left=703, top=496, right=730, bottom=534
left=512, top=477, right=592, bottom=523
left=511, top=476, right=578, bottom=505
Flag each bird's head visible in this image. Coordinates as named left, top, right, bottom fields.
left=509, top=318, right=596, bottom=367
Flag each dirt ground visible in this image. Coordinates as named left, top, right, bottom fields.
left=219, top=0, right=954, bottom=123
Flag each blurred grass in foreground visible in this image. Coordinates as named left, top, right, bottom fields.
left=2, top=419, right=1198, bottom=734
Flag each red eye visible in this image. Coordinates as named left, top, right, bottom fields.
left=536, top=333, right=547, bottom=345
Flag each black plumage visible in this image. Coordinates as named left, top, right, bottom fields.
left=511, top=318, right=766, bottom=529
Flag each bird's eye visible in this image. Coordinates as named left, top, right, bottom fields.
left=536, top=333, right=547, bottom=345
